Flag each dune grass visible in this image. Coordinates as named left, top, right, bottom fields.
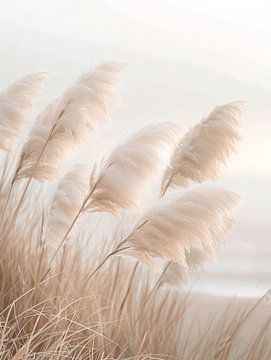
left=0, top=196, right=270, bottom=359
left=0, top=63, right=270, bottom=359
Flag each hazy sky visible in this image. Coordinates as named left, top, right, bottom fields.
left=1, top=0, right=271, bottom=177
left=1, top=0, right=270, bottom=296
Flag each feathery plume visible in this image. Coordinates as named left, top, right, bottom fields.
left=116, top=184, right=240, bottom=272
left=161, top=248, right=215, bottom=286
left=85, top=122, right=182, bottom=214
left=161, top=101, right=246, bottom=194
left=15, top=61, right=126, bottom=182
left=46, top=165, right=90, bottom=247
left=43, top=123, right=181, bottom=255
left=0, top=73, right=47, bottom=152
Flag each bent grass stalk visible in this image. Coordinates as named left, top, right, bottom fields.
left=40, top=175, right=103, bottom=282
left=85, top=221, right=148, bottom=282
left=1, top=121, right=59, bottom=238
left=118, top=262, right=139, bottom=313
left=134, top=262, right=171, bottom=326
left=124, top=175, right=174, bottom=310
left=85, top=240, right=130, bottom=281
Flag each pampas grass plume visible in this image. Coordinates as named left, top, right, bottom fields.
left=118, top=183, right=240, bottom=272
left=46, top=165, right=90, bottom=247
left=0, top=72, right=47, bottom=152
left=161, top=247, right=215, bottom=286
left=15, top=61, right=126, bottom=182
left=86, top=122, right=182, bottom=214
left=161, top=101, right=246, bottom=194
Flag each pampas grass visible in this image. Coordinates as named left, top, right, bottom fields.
left=0, top=73, right=47, bottom=152
left=161, top=101, right=245, bottom=195
left=0, top=64, right=269, bottom=359
left=45, top=123, right=180, bottom=254
left=159, top=101, right=245, bottom=285
left=86, top=122, right=182, bottom=214
left=160, top=247, right=215, bottom=286
left=0, top=62, right=126, bottom=233
left=15, top=61, right=126, bottom=182
left=109, top=184, right=240, bottom=272
left=46, top=164, right=90, bottom=247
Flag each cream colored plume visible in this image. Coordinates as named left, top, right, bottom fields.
left=117, top=183, right=240, bottom=272
left=161, top=101, right=245, bottom=194
left=46, top=165, right=90, bottom=247
left=161, top=248, right=215, bottom=286
left=86, top=122, right=182, bottom=214
left=0, top=73, right=47, bottom=152
left=15, top=61, right=126, bottom=182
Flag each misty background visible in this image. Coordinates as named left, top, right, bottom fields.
left=1, top=0, right=270, bottom=297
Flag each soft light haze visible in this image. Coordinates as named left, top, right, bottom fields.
left=1, top=0, right=270, bottom=296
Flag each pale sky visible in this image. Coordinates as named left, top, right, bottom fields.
left=1, top=0, right=271, bottom=177
left=1, top=0, right=270, bottom=296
